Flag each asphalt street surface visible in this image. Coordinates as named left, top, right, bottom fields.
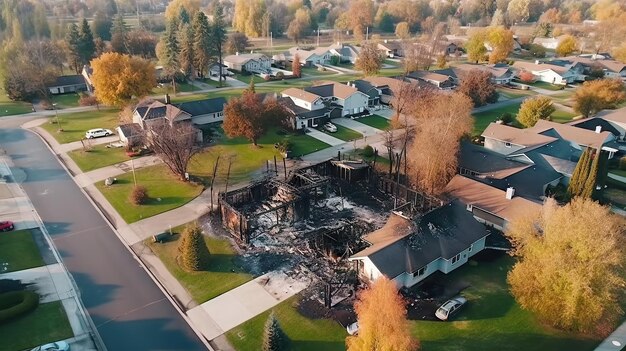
left=0, top=128, right=206, bottom=351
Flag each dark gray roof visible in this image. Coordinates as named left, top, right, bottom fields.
left=459, top=141, right=527, bottom=175
left=570, top=118, right=621, bottom=137
left=367, top=201, right=489, bottom=278
left=176, top=97, right=227, bottom=116
left=117, top=123, right=142, bottom=137
left=49, top=75, right=86, bottom=87
left=352, top=80, right=381, bottom=98
left=278, top=97, right=329, bottom=119
left=432, top=68, right=458, bottom=79
left=305, top=84, right=334, bottom=98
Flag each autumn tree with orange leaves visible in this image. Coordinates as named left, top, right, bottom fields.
left=91, top=52, right=155, bottom=107
left=347, top=277, right=419, bottom=351
left=223, top=91, right=289, bottom=146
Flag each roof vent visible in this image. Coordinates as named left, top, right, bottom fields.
left=595, top=125, right=602, bottom=133
left=506, top=187, right=515, bottom=200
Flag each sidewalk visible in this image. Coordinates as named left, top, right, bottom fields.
left=187, top=272, right=310, bottom=340
left=306, top=128, right=345, bottom=146
left=0, top=157, right=100, bottom=350
left=333, top=117, right=383, bottom=137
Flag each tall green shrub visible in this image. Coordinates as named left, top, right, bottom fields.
left=568, top=148, right=592, bottom=197
left=262, top=313, right=284, bottom=351
left=581, top=152, right=599, bottom=199
left=178, top=222, right=210, bottom=271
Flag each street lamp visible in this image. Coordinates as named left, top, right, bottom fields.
left=53, top=103, right=63, bottom=132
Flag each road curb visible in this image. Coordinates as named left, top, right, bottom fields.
left=26, top=127, right=215, bottom=351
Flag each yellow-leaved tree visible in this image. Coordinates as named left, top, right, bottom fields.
left=91, top=52, right=156, bottom=107
left=556, top=35, right=578, bottom=57
left=347, top=277, right=419, bottom=351
left=486, top=26, right=514, bottom=63
left=506, top=198, right=626, bottom=336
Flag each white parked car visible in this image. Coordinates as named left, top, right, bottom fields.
left=31, top=341, right=70, bottom=351
left=435, top=296, right=467, bottom=321
left=85, top=128, right=113, bottom=139
left=346, top=321, right=359, bottom=335
left=324, top=122, right=337, bottom=133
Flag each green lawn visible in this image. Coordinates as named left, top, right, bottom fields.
left=153, top=81, right=198, bottom=95
left=190, top=126, right=328, bottom=185
left=410, top=253, right=600, bottom=351
left=550, top=109, right=578, bottom=123
left=473, top=103, right=578, bottom=135
left=40, top=109, right=119, bottom=144
left=51, top=93, right=81, bottom=109
left=0, top=301, right=73, bottom=351
left=526, top=80, right=566, bottom=91
left=496, top=87, right=535, bottom=99
left=146, top=232, right=252, bottom=303
left=301, top=67, right=336, bottom=76
left=355, top=115, right=391, bottom=130
left=227, top=296, right=346, bottom=351
left=67, top=145, right=131, bottom=172
left=319, top=124, right=362, bottom=141
left=95, top=164, right=204, bottom=223
left=0, top=229, right=45, bottom=273
left=233, top=73, right=267, bottom=85
left=0, top=92, right=31, bottom=117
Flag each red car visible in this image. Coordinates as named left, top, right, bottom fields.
left=0, top=221, right=14, bottom=232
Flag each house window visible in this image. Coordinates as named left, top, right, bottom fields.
left=468, top=244, right=473, bottom=253
left=451, top=253, right=461, bottom=264
left=412, top=266, right=426, bottom=278
left=505, top=142, right=512, bottom=148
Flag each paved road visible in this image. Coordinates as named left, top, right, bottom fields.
left=0, top=128, right=206, bottom=351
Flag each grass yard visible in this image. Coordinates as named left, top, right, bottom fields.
left=40, top=109, right=119, bottom=144
left=227, top=296, right=346, bottom=351
left=473, top=102, right=579, bottom=134
left=410, top=253, right=600, bottom=351
left=51, top=93, right=81, bottom=109
left=0, top=92, right=31, bottom=117
left=355, top=115, right=391, bottom=130
left=233, top=73, right=267, bottom=85
left=153, top=81, right=198, bottom=95
left=67, top=145, right=131, bottom=172
left=0, top=229, right=44, bottom=273
left=528, top=80, right=566, bottom=91
left=95, top=164, right=203, bottom=223
left=496, top=87, right=535, bottom=99
left=0, top=301, right=73, bottom=351
left=319, top=124, right=362, bottom=141
left=550, top=109, right=578, bottom=123
left=190, top=126, right=328, bottom=185
left=472, top=103, right=522, bottom=135
left=146, top=232, right=252, bottom=303
left=301, top=67, right=336, bottom=76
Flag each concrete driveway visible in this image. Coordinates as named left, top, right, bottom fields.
left=332, top=118, right=383, bottom=137
left=305, top=128, right=345, bottom=146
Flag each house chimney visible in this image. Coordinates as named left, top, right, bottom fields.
left=595, top=125, right=602, bottom=133
left=164, top=94, right=171, bottom=104
left=506, top=187, right=515, bottom=200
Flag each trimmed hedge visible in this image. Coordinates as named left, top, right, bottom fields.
left=0, top=291, right=39, bottom=323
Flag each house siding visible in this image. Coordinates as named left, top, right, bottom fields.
left=192, top=111, right=224, bottom=124
left=483, top=137, right=525, bottom=155
left=341, top=93, right=369, bottom=116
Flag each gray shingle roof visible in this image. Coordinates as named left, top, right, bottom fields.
left=176, top=97, right=227, bottom=116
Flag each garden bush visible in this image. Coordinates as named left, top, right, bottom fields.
left=79, top=94, right=99, bottom=106
left=0, top=291, right=39, bottom=323
left=129, top=185, right=149, bottom=205
left=499, top=112, right=513, bottom=124
left=620, top=156, right=626, bottom=170
left=362, top=145, right=374, bottom=157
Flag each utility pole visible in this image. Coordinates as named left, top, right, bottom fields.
left=53, top=103, right=63, bottom=132
left=366, top=26, right=369, bottom=41
left=317, top=28, right=320, bottom=47
left=131, top=158, right=137, bottom=186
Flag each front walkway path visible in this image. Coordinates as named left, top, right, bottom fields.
left=75, top=155, right=162, bottom=187
left=333, top=118, right=382, bottom=137
left=187, top=272, right=310, bottom=340
left=306, top=128, right=345, bottom=146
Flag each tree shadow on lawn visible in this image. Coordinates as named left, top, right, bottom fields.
left=419, top=332, right=598, bottom=351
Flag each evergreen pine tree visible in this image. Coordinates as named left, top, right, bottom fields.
left=111, top=15, right=129, bottom=53
left=79, top=18, right=96, bottom=66
left=158, top=21, right=180, bottom=92
left=178, top=24, right=195, bottom=79
left=596, top=150, right=610, bottom=193
left=262, top=313, right=284, bottom=351
left=178, top=222, right=210, bottom=271
left=93, top=11, right=113, bottom=40
left=582, top=151, right=600, bottom=199
left=65, top=23, right=81, bottom=73
left=192, top=12, right=212, bottom=78
left=248, top=77, right=256, bottom=93
left=568, top=147, right=591, bottom=197
left=212, top=5, right=227, bottom=87
left=179, top=7, right=191, bottom=25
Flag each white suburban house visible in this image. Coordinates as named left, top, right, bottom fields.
left=223, top=53, right=271, bottom=73
left=532, top=35, right=568, bottom=50
left=560, top=55, right=626, bottom=80
left=280, top=81, right=369, bottom=129
left=455, top=63, right=515, bottom=85
left=377, top=40, right=403, bottom=58
left=349, top=201, right=490, bottom=289
left=406, top=71, right=456, bottom=89
left=512, top=60, right=579, bottom=85
left=47, top=75, right=87, bottom=95
left=328, top=43, right=361, bottom=64
left=286, top=46, right=332, bottom=66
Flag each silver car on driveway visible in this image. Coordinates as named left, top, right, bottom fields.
left=435, top=296, right=467, bottom=321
